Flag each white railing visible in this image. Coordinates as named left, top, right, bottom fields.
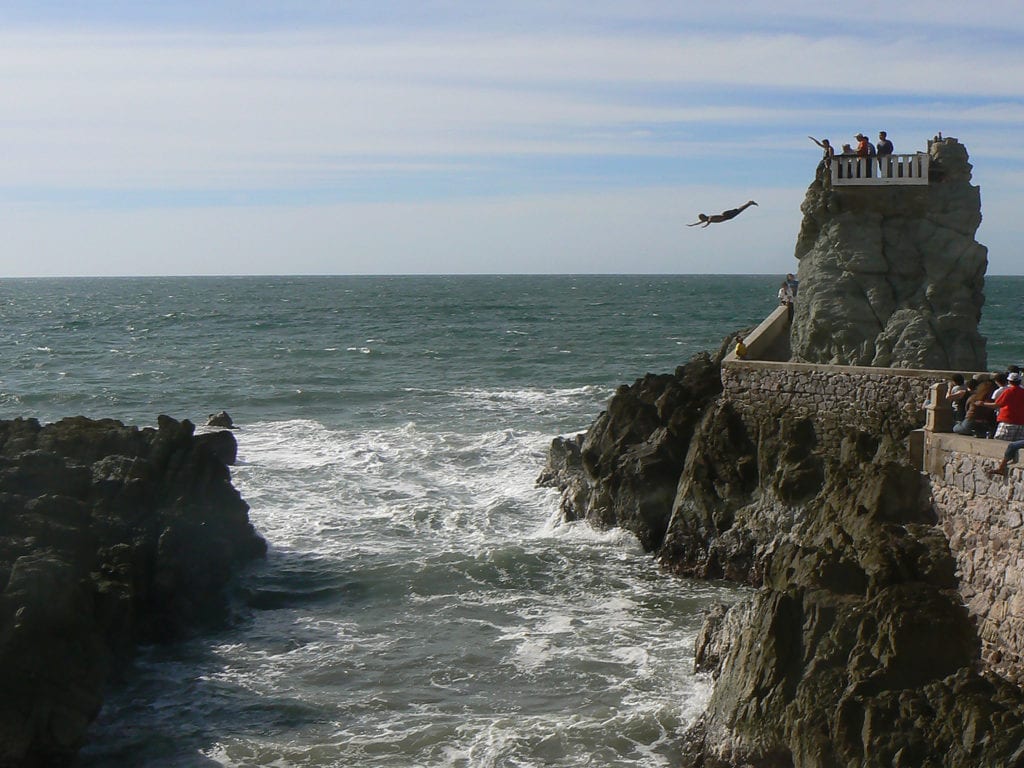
left=830, top=153, right=929, bottom=186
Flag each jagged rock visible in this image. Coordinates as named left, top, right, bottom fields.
left=790, top=138, right=987, bottom=370
left=206, top=411, right=235, bottom=429
left=542, top=334, right=1024, bottom=765
left=672, top=444, right=1024, bottom=766
left=0, top=416, right=265, bottom=767
left=196, top=429, right=239, bottom=466
left=537, top=342, right=728, bottom=550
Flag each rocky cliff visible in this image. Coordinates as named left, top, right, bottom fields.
left=540, top=345, right=1024, bottom=766
left=0, top=416, right=266, bottom=767
left=791, top=138, right=987, bottom=370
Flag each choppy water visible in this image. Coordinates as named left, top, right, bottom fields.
left=0, top=275, right=1019, bottom=767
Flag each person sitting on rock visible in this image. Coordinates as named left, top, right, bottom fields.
left=987, top=438, right=1024, bottom=476
left=953, top=378, right=997, bottom=438
left=687, top=201, right=758, bottom=228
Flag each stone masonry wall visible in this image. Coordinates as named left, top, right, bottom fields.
left=723, top=359, right=1024, bottom=682
left=721, top=360, right=936, bottom=440
left=928, top=433, right=1024, bottom=683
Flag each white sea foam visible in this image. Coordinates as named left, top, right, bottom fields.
left=53, top=276, right=765, bottom=768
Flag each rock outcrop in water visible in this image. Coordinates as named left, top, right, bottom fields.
left=0, top=416, right=266, bottom=767
left=540, top=346, right=1024, bottom=765
left=538, top=138, right=1024, bottom=764
left=790, top=138, right=988, bottom=370
left=538, top=337, right=730, bottom=552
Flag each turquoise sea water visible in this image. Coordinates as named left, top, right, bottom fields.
left=0, top=275, right=1020, bottom=767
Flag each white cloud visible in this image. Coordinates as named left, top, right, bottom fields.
left=0, top=6, right=1019, bottom=275
left=0, top=25, right=1020, bottom=192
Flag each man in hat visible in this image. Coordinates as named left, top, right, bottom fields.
left=982, top=372, right=1024, bottom=441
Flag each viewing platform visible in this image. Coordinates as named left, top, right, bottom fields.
left=831, top=153, right=929, bottom=186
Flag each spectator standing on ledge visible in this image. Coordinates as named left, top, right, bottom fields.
left=855, top=134, right=872, bottom=177
left=981, top=372, right=1024, bottom=441
left=876, top=131, right=894, bottom=177
left=786, top=273, right=799, bottom=298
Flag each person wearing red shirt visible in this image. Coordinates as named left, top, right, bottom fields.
left=855, top=133, right=875, bottom=177
left=983, top=373, right=1024, bottom=441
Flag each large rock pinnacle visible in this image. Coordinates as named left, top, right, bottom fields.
left=790, top=138, right=987, bottom=370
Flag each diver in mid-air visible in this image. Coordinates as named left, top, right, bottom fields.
left=687, top=200, right=758, bottom=228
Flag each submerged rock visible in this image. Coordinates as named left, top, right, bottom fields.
left=0, top=416, right=265, bottom=767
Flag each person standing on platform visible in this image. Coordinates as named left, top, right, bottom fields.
left=856, top=133, right=873, bottom=177
left=876, top=131, right=894, bottom=177
left=980, top=372, right=1024, bottom=441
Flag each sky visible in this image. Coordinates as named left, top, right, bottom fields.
left=0, top=1, right=1022, bottom=276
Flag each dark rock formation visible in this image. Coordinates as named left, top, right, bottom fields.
left=538, top=337, right=730, bottom=550
left=0, top=416, right=266, bottom=767
left=679, top=457, right=1024, bottom=767
left=791, top=138, right=987, bottom=370
left=206, top=410, right=235, bottom=429
left=541, top=339, right=1024, bottom=765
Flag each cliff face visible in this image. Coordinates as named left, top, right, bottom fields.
left=791, top=139, right=987, bottom=370
left=538, top=137, right=1017, bottom=764
left=540, top=346, right=1024, bottom=766
left=0, top=416, right=266, bottom=767
left=538, top=344, right=726, bottom=551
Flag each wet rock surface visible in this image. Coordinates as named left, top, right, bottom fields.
left=0, top=415, right=265, bottom=767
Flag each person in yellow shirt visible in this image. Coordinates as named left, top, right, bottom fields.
left=733, top=335, right=748, bottom=359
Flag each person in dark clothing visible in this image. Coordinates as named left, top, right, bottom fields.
left=687, top=201, right=758, bottom=227
left=809, top=136, right=834, bottom=173
left=876, top=131, right=894, bottom=177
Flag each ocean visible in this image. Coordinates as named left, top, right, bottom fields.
left=1, top=274, right=1021, bottom=767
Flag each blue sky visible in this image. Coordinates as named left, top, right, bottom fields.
left=0, top=1, right=1022, bottom=276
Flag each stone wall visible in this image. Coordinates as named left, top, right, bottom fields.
left=721, top=358, right=939, bottom=440
left=927, top=431, right=1024, bottom=682
left=723, top=356, right=1024, bottom=682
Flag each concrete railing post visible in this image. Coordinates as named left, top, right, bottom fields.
left=924, top=381, right=954, bottom=433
